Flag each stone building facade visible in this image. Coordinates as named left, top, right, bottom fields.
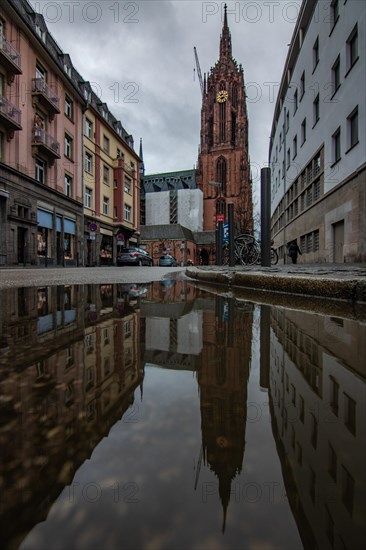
left=269, top=0, right=366, bottom=263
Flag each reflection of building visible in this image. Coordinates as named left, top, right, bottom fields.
left=142, top=280, right=201, bottom=370
left=197, top=296, right=253, bottom=530
left=0, top=284, right=144, bottom=549
left=270, top=307, right=366, bottom=549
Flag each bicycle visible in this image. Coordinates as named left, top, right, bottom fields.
left=222, top=233, right=260, bottom=266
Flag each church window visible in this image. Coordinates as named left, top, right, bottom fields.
left=219, top=102, right=226, bottom=142
left=209, top=117, right=214, bottom=147
left=232, top=83, right=238, bottom=108
left=216, top=157, right=227, bottom=195
left=231, top=111, right=236, bottom=145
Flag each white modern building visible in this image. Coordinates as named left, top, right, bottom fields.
left=269, top=0, right=365, bottom=263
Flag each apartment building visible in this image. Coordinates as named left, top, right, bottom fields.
left=0, top=0, right=140, bottom=268
left=269, top=0, right=365, bottom=263
left=0, top=0, right=87, bottom=266
left=83, top=92, right=141, bottom=267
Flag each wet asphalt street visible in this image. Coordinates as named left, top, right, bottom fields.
left=0, top=266, right=185, bottom=289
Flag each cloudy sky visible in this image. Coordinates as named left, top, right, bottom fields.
left=29, top=0, right=301, bottom=185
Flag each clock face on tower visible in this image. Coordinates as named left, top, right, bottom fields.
left=216, top=90, right=228, bottom=103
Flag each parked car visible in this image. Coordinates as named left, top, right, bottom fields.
left=117, top=247, right=152, bottom=266
left=159, top=254, right=178, bottom=267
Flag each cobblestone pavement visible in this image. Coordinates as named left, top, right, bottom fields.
left=0, top=266, right=185, bottom=289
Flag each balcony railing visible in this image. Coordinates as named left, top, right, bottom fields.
left=32, top=78, right=60, bottom=115
left=0, top=36, right=22, bottom=76
left=0, top=95, right=22, bottom=130
left=32, top=127, right=60, bottom=159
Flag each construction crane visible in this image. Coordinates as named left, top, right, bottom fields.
left=194, top=46, right=204, bottom=96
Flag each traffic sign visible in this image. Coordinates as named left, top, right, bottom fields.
left=216, top=214, right=224, bottom=223
left=89, top=222, right=98, bottom=232
left=223, top=223, right=229, bottom=243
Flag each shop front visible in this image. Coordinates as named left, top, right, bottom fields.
left=100, top=228, right=113, bottom=266
left=37, top=209, right=53, bottom=266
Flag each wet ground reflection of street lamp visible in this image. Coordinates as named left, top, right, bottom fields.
left=208, top=181, right=224, bottom=265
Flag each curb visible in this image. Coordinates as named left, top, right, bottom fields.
left=185, top=267, right=366, bottom=303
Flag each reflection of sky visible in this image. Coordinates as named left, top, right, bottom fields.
left=21, top=361, right=302, bottom=550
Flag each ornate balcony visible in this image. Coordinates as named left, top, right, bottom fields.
left=31, top=127, right=61, bottom=163
left=0, top=36, right=22, bottom=83
left=0, top=96, right=22, bottom=138
left=32, top=78, right=60, bottom=118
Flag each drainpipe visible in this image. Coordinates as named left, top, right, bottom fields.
left=283, top=107, right=287, bottom=263
left=80, top=111, right=85, bottom=267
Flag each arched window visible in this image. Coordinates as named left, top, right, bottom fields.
left=232, top=82, right=238, bottom=108
left=217, top=157, right=227, bottom=195
left=219, top=102, right=226, bottom=142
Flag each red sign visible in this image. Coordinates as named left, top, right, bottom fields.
left=216, top=214, right=225, bottom=223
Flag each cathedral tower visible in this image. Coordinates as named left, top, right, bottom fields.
left=197, top=5, right=253, bottom=232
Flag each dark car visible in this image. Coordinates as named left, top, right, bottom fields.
left=117, top=247, right=152, bottom=266
left=159, top=254, right=178, bottom=267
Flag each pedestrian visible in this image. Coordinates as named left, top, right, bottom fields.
left=288, top=239, right=302, bottom=264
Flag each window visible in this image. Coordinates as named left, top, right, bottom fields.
left=64, top=134, right=73, bottom=159
left=330, top=0, right=339, bottom=31
left=124, top=176, right=131, bottom=194
left=332, top=55, right=340, bottom=94
left=286, top=110, right=289, bottom=133
left=346, top=25, right=358, bottom=72
left=332, top=127, right=341, bottom=164
left=347, top=107, right=358, bottom=150
left=301, top=118, right=306, bottom=145
left=313, top=37, right=319, bottom=71
left=35, top=158, right=46, bottom=184
left=124, top=203, right=131, bottom=221
left=328, top=443, right=337, bottom=481
left=0, top=131, right=3, bottom=162
left=287, top=148, right=290, bottom=169
left=103, top=164, right=110, bottom=185
left=300, top=71, right=305, bottom=99
left=103, top=135, right=110, bottom=153
left=35, top=24, right=46, bottom=42
left=85, top=151, right=93, bottom=173
left=64, top=63, right=71, bottom=77
left=65, top=174, right=72, bottom=197
left=344, top=393, right=356, bottom=435
left=102, top=196, right=109, bottom=215
left=310, top=413, right=318, bottom=449
left=85, top=118, right=93, bottom=139
left=293, top=135, right=297, bottom=159
left=293, top=89, right=298, bottom=115
left=341, top=466, right=354, bottom=516
left=330, top=376, right=339, bottom=415
left=85, top=187, right=92, bottom=208
left=64, top=95, right=73, bottom=119
left=35, top=63, right=46, bottom=81
left=313, top=94, right=319, bottom=126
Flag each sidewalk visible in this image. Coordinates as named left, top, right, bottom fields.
left=186, top=264, right=366, bottom=303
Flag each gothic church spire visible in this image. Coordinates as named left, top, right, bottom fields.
left=219, top=4, right=232, bottom=60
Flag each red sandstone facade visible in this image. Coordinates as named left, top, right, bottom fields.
left=197, top=7, right=253, bottom=233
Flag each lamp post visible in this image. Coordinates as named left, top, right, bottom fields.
left=208, top=181, right=224, bottom=265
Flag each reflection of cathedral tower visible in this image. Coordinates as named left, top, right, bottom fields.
left=197, top=296, right=253, bottom=530
left=197, top=5, right=253, bottom=232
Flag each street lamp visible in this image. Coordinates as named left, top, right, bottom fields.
left=208, top=181, right=224, bottom=265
